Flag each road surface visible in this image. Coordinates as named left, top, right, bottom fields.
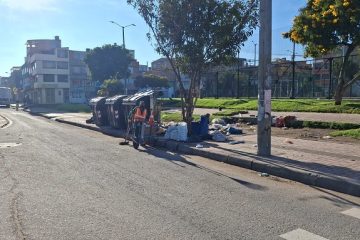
left=0, top=108, right=359, bottom=240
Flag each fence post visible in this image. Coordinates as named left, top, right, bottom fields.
left=215, top=71, right=219, bottom=99
left=327, top=57, right=334, bottom=99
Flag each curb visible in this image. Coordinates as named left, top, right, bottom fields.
left=163, top=142, right=360, bottom=197
left=29, top=110, right=360, bottom=197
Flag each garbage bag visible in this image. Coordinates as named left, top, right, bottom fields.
left=212, top=131, right=227, bottom=142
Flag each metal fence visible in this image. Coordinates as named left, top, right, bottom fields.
left=201, top=55, right=360, bottom=99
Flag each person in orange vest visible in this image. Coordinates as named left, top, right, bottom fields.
left=133, top=101, right=147, bottom=145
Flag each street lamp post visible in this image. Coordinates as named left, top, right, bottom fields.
left=252, top=41, right=257, bottom=66
left=109, top=21, right=136, bottom=49
left=109, top=21, right=136, bottom=95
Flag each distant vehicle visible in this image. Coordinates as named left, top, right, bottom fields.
left=0, top=87, right=12, bottom=108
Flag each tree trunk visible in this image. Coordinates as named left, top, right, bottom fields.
left=334, top=82, right=344, bottom=105
left=333, top=44, right=355, bottom=105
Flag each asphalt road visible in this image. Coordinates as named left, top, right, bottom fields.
left=0, top=108, right=359, bottom=240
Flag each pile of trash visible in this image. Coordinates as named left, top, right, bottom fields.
left=159, top=116, right=243, bottom=143
left=274, top=116, right=297, bottom=128
left=209, top=118, right=243, bottom=142
left=164, top=122, right=188, bottom=142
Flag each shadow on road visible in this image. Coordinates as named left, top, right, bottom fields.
left=140, top=145, right=268, bottom=191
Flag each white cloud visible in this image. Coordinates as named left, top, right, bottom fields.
left=0, top=0, right=59, bottom=11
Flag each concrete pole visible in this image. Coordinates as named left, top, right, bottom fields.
left=257, top=0, right=272, bottom=156
left=122, top=27, right=126, bottom=49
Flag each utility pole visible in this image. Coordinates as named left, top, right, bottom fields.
left=257, top=0, right=272, bottom=156
left=290, top=41, right=296, bottom=99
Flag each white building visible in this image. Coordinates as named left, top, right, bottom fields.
left=22, top=36, right=70, bottom=104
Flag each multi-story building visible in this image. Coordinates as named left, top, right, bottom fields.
left=21, top=36, right=94, bottom=104
left=22, top=36, right=70, bottom=104
left=7, top=67, right=22, bottom=89
left=69, top=50, right=94, bottom=103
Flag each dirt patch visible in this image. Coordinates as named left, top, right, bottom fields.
left=237, top=123, right=360, bottom=145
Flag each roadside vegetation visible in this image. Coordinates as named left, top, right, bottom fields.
left=161, top=112, right=200, bottom=123
left=330, top=128, right=360, bottom=139
left=161, top=98, right=360, bottom=114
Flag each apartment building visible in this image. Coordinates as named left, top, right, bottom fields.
left=22, top=36, right=70, bottom=104
left=21, top=36, right=95, bottom=104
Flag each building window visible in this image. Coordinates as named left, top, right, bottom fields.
left=57, top=75, right=69, bottom=82
left=57, top=61, right=69, bottom=69
left=43, top=74, right=55, bottom=82
left=57, top=49, right=69, bottom=58
left=43, top=61, right=56, bottom=69
left=71, top=66, right=80, bottom=74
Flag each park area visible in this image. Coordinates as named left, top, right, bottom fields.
left=28, top=98, right=360, bottom=141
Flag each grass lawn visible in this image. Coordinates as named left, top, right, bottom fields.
left=161, top=98, right=360, bottom=114
left=161, top=112, right=200, bottom=122
left=330, top=128, right=360, bottom=139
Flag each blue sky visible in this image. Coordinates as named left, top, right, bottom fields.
left=0, top=0, right=307, bottom=76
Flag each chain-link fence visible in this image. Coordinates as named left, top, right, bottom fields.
left=201, top=54, right=360, bottom=99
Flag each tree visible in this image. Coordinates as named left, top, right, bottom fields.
left=84, top=44, right=131, bottom=84
left=284, top=0, right=360, bottom=104
left=97, top=79, right=124, bottom=97
left=134, top=74, right=168, bottom=89
left=127, top=0, right=258, bottom=128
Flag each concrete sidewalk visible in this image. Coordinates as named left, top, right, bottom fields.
left=26, top=108, right=360, bottom=197
left=156, top=134, right=360, bottom=196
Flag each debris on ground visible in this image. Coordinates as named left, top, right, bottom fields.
left=228, top=127, right=243, bottom=135
left=259, top=173, right=270, bottom=177
left=322, top=135, right=333, bottom=139
left=253, top=144, right=258, bottom=147
left=284, top=138, right=294, bottom=144
left=196, top=144, right=204, bottom=148
left=212, top=131, right=227, bottom=142
left=155, top=127, right=166, bottom=135
left=229, top=140, right=245, bottom=145
left=85, top=117, right=94, bottom=124
left=212, top=118, right=226, bottom=125
left=275, top=116, right=297, bottom=128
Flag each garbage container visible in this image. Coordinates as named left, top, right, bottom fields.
left=89, top=97, right=108, bottom=126
left=105, top=95, right=127, bottom=129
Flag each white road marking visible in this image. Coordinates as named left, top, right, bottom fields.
left=341, top=207, right=360, bottom=220
left=280, top=228, right=329, bottom=240
left=0, top=116, right=12, bottom=129
left=0, top=143, right=22, bottom=148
